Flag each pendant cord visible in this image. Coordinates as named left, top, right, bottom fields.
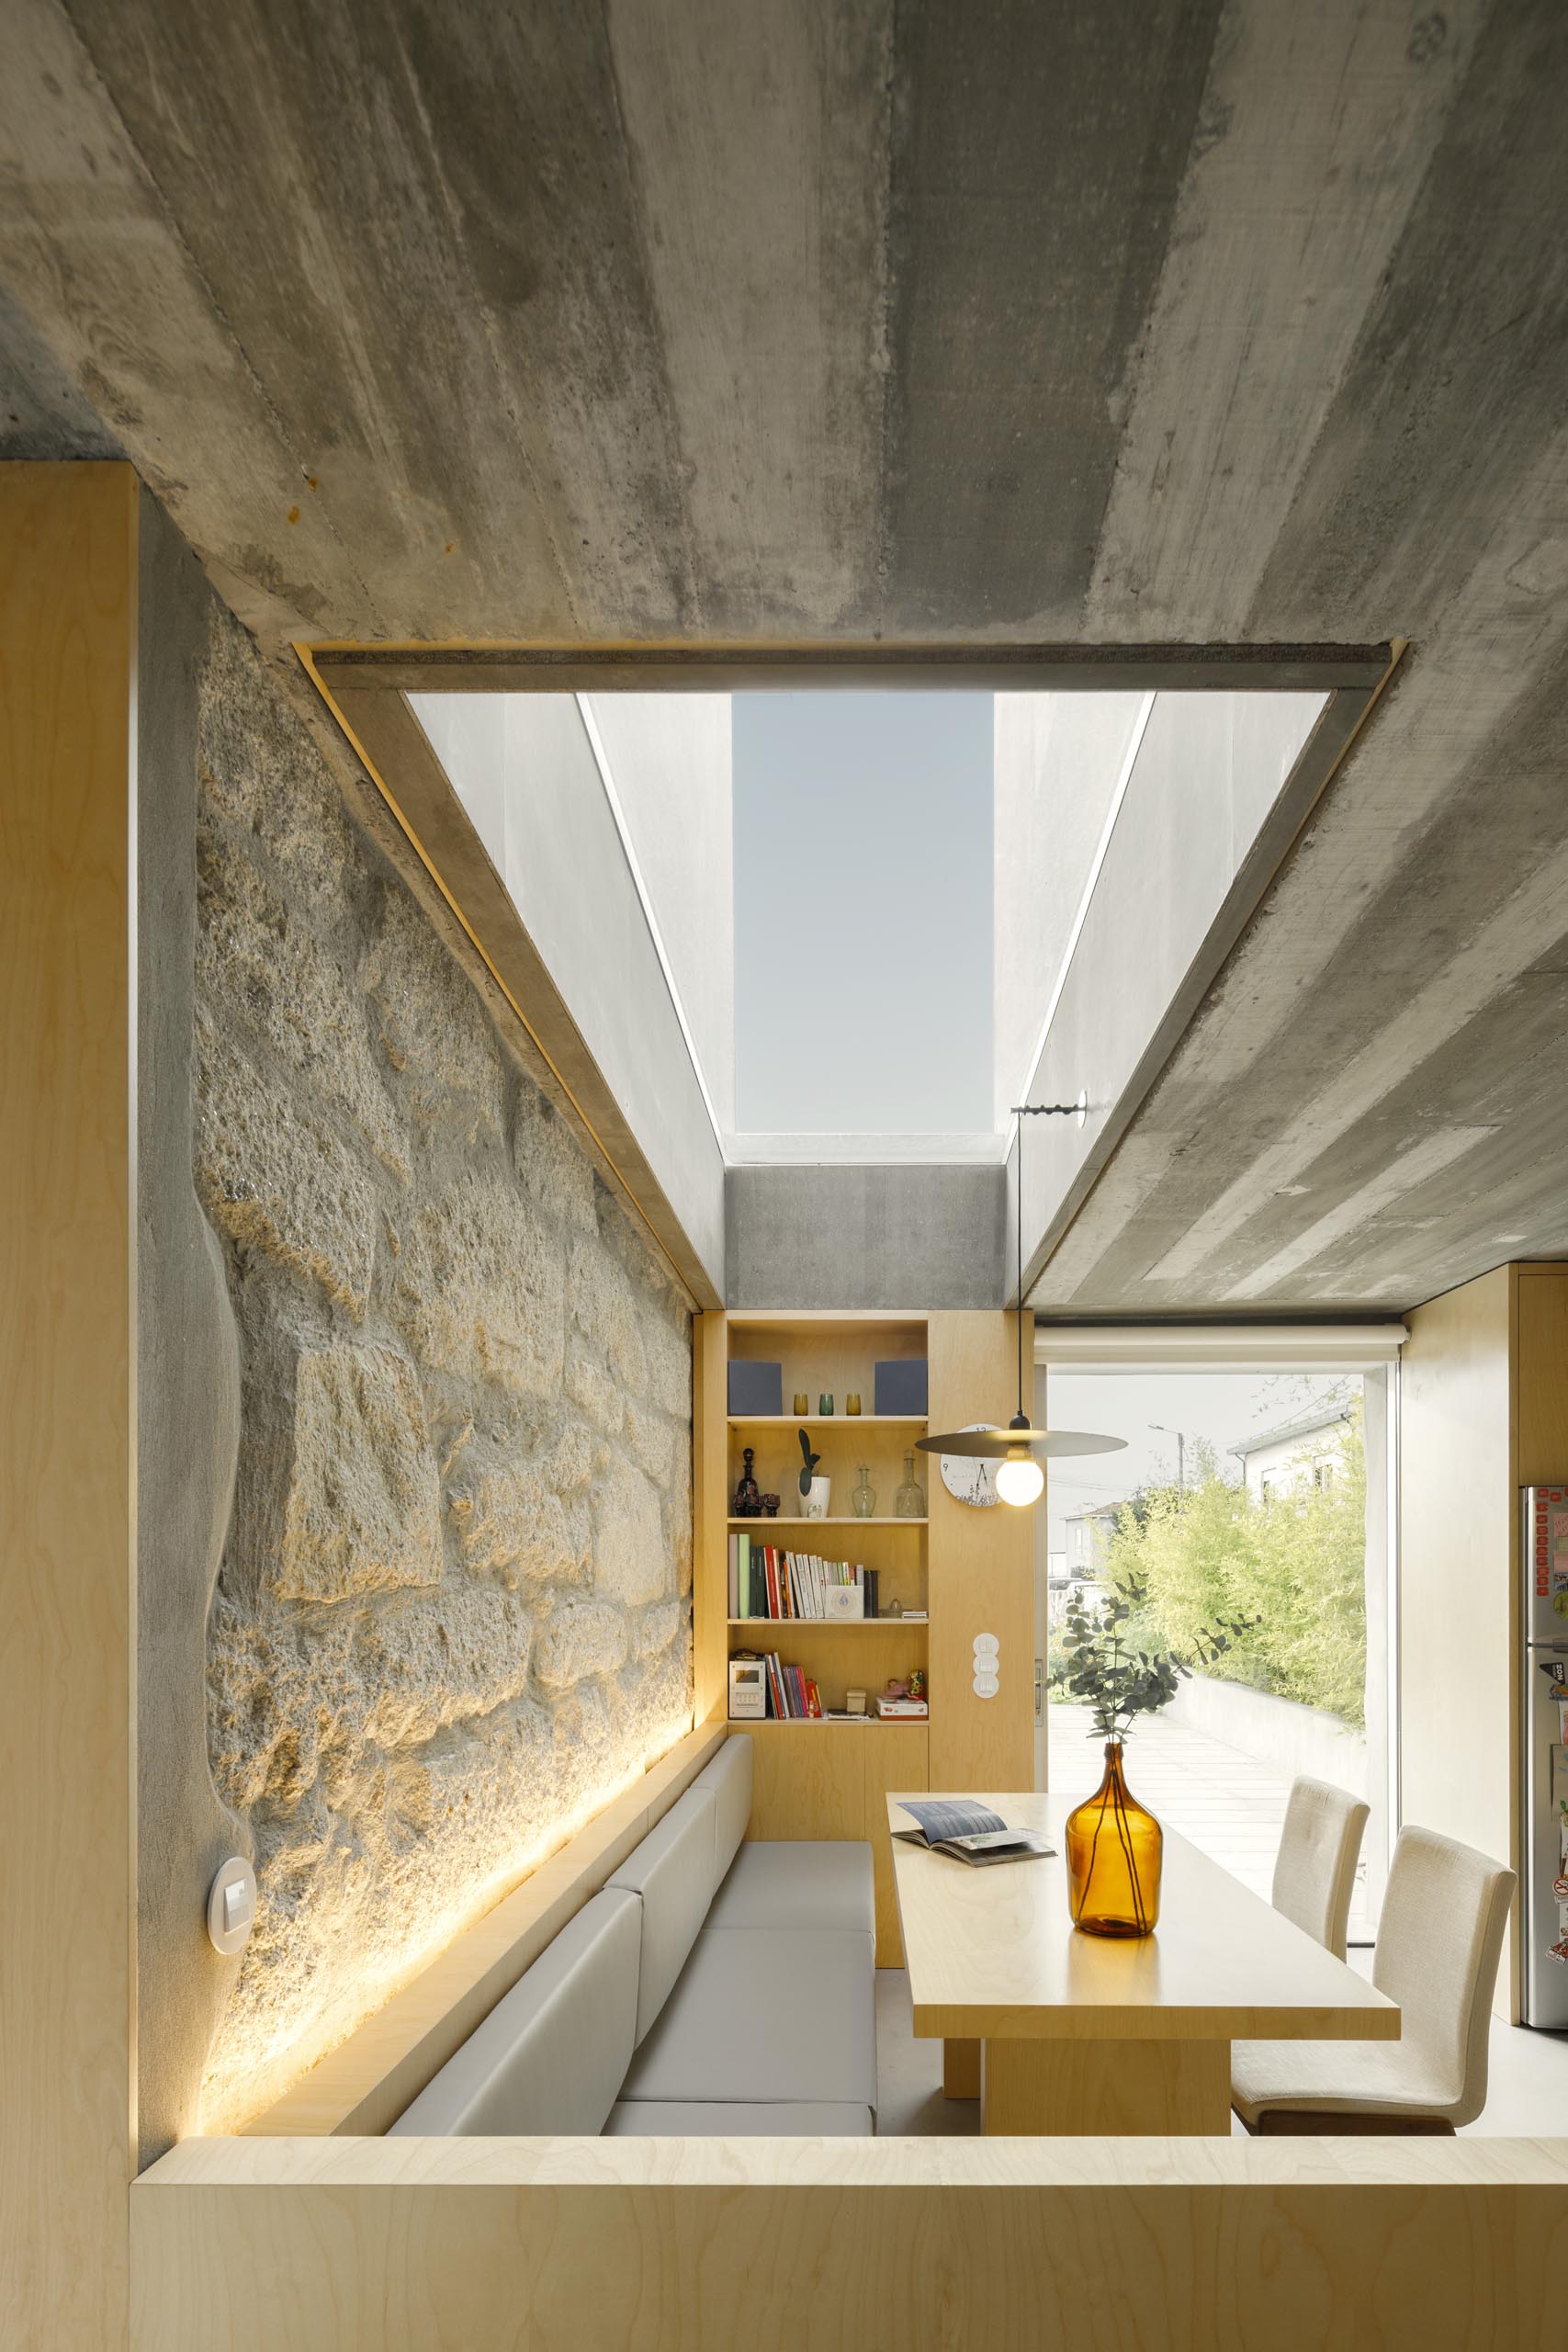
left=1017, top=1111, right=1025, bottom=1419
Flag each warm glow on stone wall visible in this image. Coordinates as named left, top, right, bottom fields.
left=199, top=1708, right=694, bottom=2134
left=192, top=615, right=694, bottom=2137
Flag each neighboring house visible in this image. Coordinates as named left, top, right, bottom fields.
left=1063, top=1501, right=1122, bottom=1576
left=1231, top=1403, right=1353, bottom=1504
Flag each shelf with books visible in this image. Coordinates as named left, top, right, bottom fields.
left=726, top=1516, right=924, bottom=1528
left=737, top=1714, right=932, bottom=1729
left=726, top=1529, right=925, bottom=1628
left=695, top=1306, right=1032, bottom=1957
left=726, top=1618, right=927, bottom=1630
left=726, top=1415, right=927, bottom=1428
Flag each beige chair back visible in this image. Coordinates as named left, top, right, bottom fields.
left=1271, top=1777, right=1370, bottom=1961
left=1372, top=1826, right=1515, bottom=2127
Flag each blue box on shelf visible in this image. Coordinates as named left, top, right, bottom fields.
left=874, top=1359, right=928, bottom=1416
left=727, top=1359, right=784, bottom=1417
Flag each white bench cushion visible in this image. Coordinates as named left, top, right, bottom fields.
left=707, top=1840, right=874, bottom=1937
left=692, top=1735, right=752, bottom=1889
left=607, top=1784, right=717, bottom=2044
left=389, top=1888, right=640, bottom=2136
left=605, top=2099, right=873, bottom=2136
left=618, top=1927, right=876, bottom=2110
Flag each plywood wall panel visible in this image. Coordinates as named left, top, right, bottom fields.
left=1517, top=1267, right=1568, bottom=1487
left=0, top=464, right=138, bottom=2350
left=925, top=1312, right=1034, bottom=1791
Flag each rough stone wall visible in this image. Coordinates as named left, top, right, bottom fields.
left=193, top=613, right=693, bottom=2130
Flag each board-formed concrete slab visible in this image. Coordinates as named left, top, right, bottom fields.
left=2, top=0, right=1566, bottom=1310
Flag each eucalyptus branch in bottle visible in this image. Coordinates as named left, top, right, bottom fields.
left=1056, top=1570, right=1254, bottom=1744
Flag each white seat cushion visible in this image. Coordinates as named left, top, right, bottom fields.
left=605, top=2099, right=873, bottom=2136
left=1230, top=2037, right=1461, bottom=2128
left=619, top=1927, right=876, bottom=2109
left=389, top=1888, right=641, bottom=2136
left=707, top=1840, right=874, bottom=1937
left=607, top=1784, right=718, bottom=2045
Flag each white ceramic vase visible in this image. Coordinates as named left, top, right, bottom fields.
left=801, top=1476, right=831, bottom=1520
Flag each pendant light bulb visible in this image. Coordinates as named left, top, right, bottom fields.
left=996, top=1449, right=1044, bottom=1509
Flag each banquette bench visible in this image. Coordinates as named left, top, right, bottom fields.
left=390, top=1734, right=879, bottom=2137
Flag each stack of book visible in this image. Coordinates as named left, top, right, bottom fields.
left=728, top=1533, right=887, bottom=1620
left=757, top=1652, right=821, bottom=1718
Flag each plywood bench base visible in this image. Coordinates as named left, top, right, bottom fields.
left=131, top=2135, right=1568, bottom=2352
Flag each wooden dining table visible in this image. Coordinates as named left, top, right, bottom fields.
left=887, top=1791, right=1400, bottom=2135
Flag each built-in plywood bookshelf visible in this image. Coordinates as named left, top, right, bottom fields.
left=693, top=1309, right=1033, bottom=1962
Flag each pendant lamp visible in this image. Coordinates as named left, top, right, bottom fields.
left=917, top=1099, right=1126, bottom=1507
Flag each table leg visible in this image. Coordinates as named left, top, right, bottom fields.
left=942, top=2038, right=981, bottom=2098
left=981, top=2039, right=1233, bottom=2135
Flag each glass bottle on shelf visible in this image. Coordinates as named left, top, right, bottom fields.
left=894, top=1451, right=926, bottom=1519
left=851, top=1464, right=877, bottom=1519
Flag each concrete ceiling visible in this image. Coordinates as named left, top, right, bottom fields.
left=2, top=0, right=1566, bottom=1315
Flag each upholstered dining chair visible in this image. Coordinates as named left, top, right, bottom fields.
left=1233, top=1825, right=1516, bottom=2135
left=1271, top=1776, right=1370, bottom=1961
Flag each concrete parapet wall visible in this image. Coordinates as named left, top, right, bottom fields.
left=1163, top=1670, right=1367, bottom=1798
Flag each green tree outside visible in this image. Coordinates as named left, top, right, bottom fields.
left=1096, top=1409, right=1367, bottom=1729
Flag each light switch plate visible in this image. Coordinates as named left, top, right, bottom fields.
left=207, top=1856, right=257, bottom=1957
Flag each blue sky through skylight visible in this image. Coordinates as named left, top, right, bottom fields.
left=731, top=691, right=994, bottom=1135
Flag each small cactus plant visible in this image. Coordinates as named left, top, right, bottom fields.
left=797, top=1428, right=822, bottom=1498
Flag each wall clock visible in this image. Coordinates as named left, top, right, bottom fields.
left=940, top=1425, right=1000, bottom=1508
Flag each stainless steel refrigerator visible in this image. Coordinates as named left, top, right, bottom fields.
left=1522, top=1484, right=1568, bottom=2028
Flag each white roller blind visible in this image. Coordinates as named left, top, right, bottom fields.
left=1035, top=1323, right=1406, bottom=1371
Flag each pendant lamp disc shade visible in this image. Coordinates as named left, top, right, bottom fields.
left=916, top=1426, right=1127, bottom=1461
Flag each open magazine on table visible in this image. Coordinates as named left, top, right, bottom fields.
left=893, top=1798, right=1055, bottom=1867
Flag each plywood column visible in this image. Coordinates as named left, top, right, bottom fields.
left=1, top=464, right=139, bottom=2347
left=926, top=1312, right=1034, bottom=1791
left=692, top=1309, right=729, bottom=1724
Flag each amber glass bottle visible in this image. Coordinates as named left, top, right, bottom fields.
left=1065, top=1741, right=1162, bottom=1936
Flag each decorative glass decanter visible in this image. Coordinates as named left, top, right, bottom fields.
left=894, top=1452, right=926, bottom=1519
left=1065, top=1741, right=1163, bottom=1936
left=851, top=1464, right=877, bottom=1519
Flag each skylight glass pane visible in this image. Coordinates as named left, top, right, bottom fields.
left=731, top=690, right=994, bottom=1136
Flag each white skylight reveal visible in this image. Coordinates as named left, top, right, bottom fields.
left=410, top=684, right=1326, bottom=1177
